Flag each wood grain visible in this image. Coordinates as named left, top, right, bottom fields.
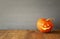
left=0, top=30, right=60, bottom=39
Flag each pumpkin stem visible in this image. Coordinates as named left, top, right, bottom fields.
left=46, top=18, right=55, bottom=21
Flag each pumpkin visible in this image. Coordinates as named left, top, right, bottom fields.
left=37, top=18, right=54, bottom=32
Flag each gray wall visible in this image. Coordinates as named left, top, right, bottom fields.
left=0, top=0, right=60, bottom=30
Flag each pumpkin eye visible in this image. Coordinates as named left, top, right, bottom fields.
left=42, top=24, right=44, bottom=25
left=47, top=24, right=49, bottom=26
left=43, top=25, right=47, bottom=28
left=43, top=24, right=50, bottom=28
left=47, top=24, right=50, bottom=27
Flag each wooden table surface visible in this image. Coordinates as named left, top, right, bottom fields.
left=0, top=30, right=60, bottom=39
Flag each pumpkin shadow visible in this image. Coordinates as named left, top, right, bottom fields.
left=44, top=30, right=60, bottom=34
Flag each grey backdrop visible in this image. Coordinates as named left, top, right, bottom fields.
left=0, top=0, right=60, bottom=30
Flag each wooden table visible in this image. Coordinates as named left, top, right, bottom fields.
left=0, top=30, right=60, bottom=39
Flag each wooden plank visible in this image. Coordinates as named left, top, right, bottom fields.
left=25, top=30, right=44, bottom=39
left=0, top=30, right=60, bottom=39
left=0, top=30, right=29, bottom=39
left=43, top=30, right=60, bottom=39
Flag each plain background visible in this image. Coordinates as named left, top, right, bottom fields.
left=0, top=0, right=60, bottom=30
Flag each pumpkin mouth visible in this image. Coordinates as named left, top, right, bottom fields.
left=40, top=26, right=51, bottom=30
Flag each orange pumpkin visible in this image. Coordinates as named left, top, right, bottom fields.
left=37, top=18, right=54, bottom=32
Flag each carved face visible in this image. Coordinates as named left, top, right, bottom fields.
left=37, top=18, right=53, bottom=32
